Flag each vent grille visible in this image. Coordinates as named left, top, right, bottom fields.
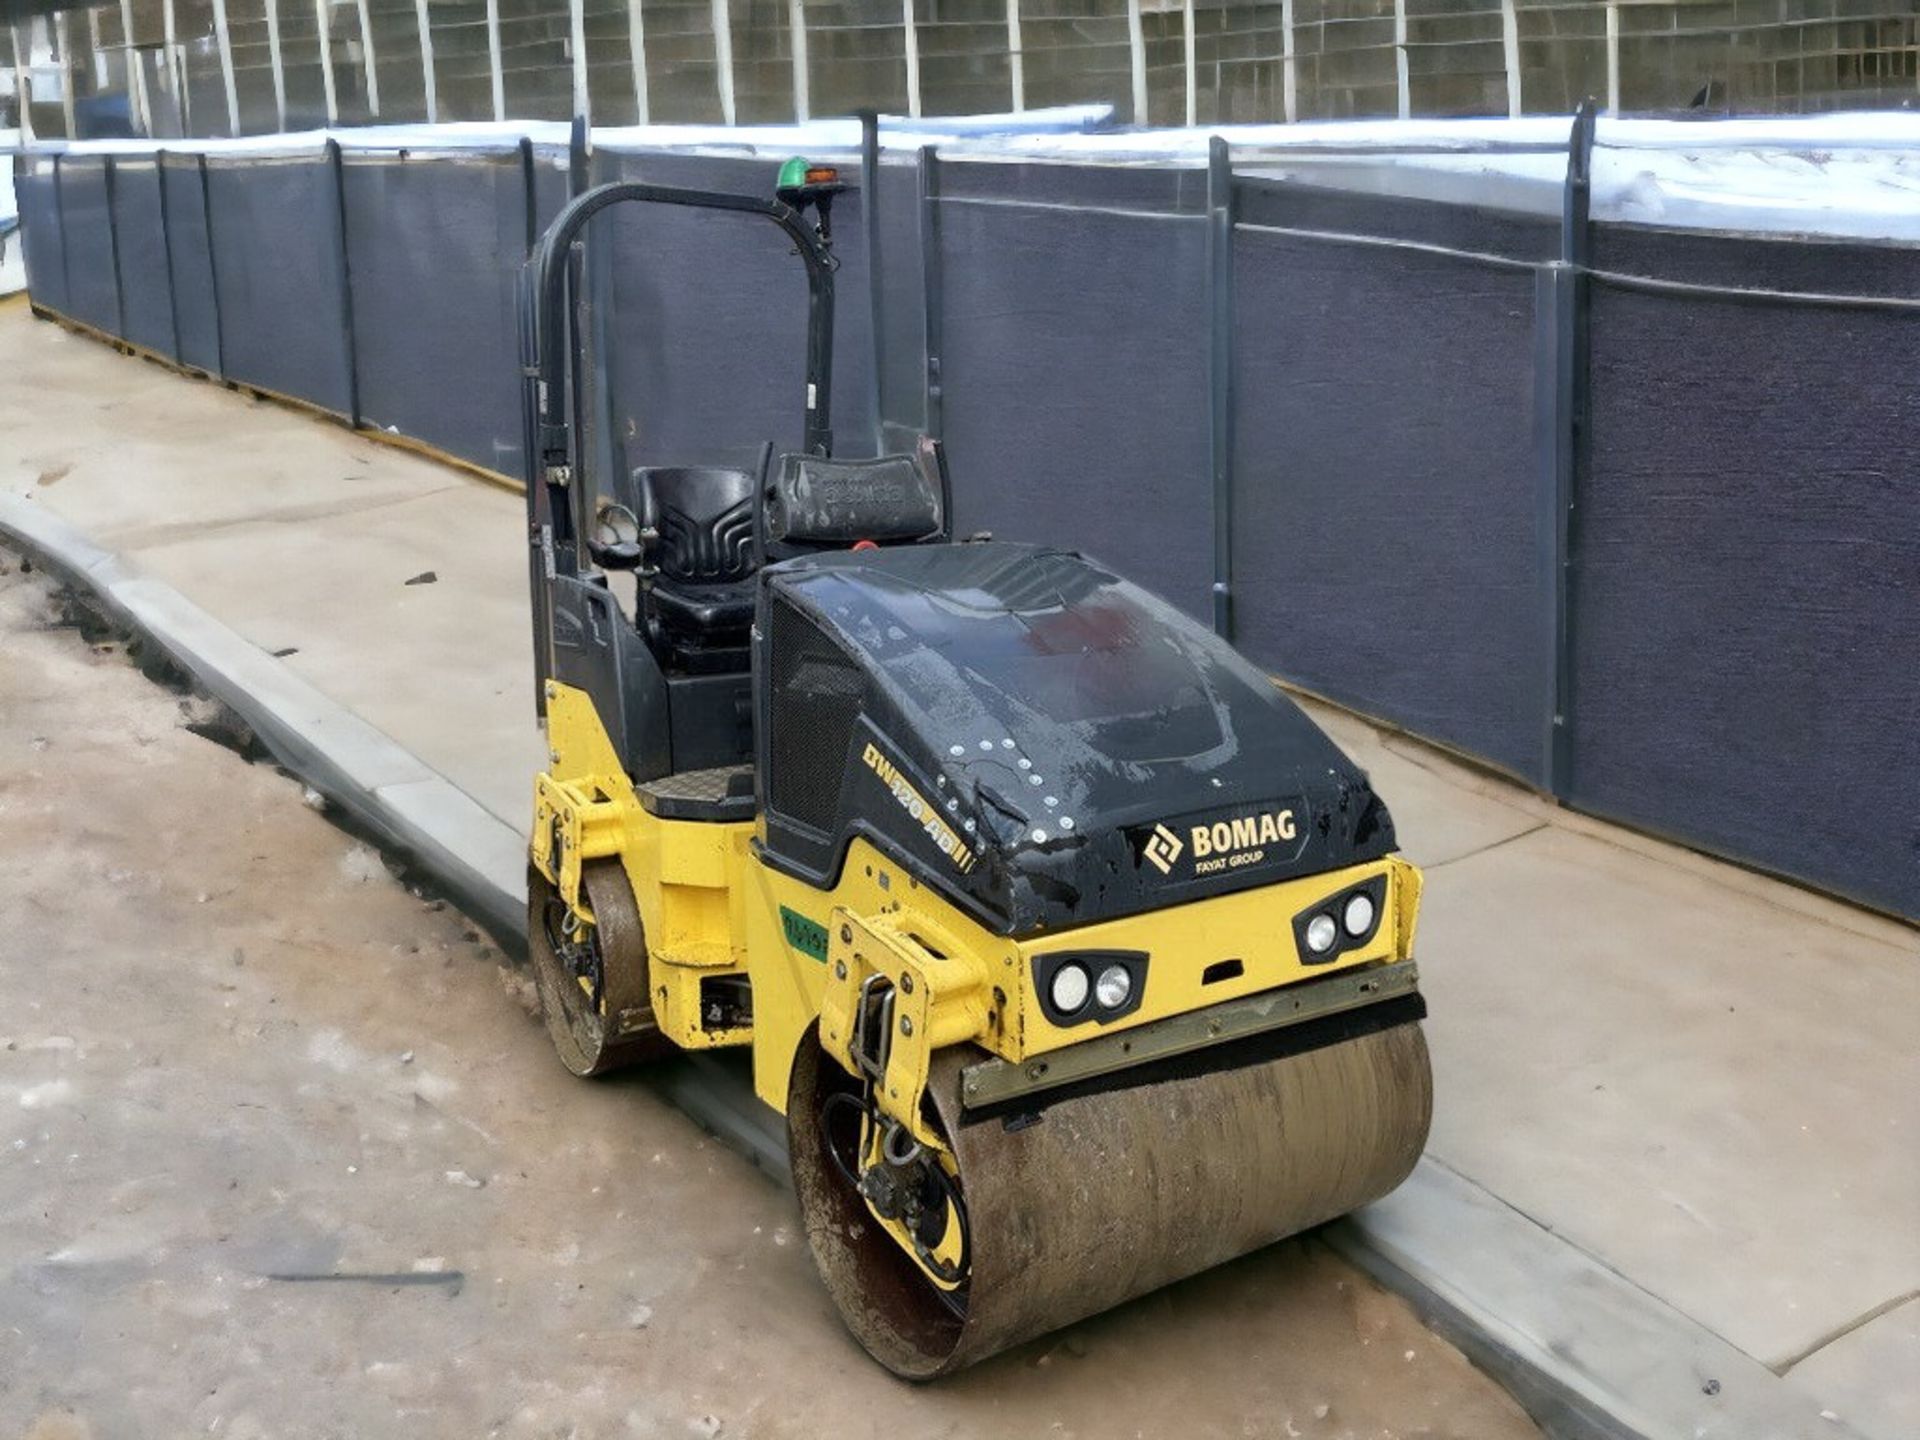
left=768, top=600, right=864, bottom=833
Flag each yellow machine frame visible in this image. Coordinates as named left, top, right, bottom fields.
left=531, top=680, right=1423, bottom=1152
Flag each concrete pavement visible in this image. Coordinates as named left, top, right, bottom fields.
left=1, top=559, right=1545, bottom=1440
left=5, top=300, right=1916, bottom=1438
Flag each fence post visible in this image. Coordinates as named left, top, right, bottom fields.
left=53, top=153, right=75, bottom=318
left=155, top=151, right=185, bottom=364
left=104, top=155, right=129, bottom=343
left=326, top=138, right=362, bottom=427
left=916, top=145, right=943, bottom=443
left=519, top=135, right=538, bottom=254
left=1206, top=135, right=1236, bottom=640
left=197, top=153, right=228, bottom=380
left=1544, top=99, right=1597, bottom=796
left=569, top=114, right=589, bottom=198
left=860, top=110, right=886, bottom=454
left=1532, top=265, right=1567, bottom=793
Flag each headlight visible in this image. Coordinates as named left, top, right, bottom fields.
left=1304, top=913, right=1339, bottom=955
left=1095, top=964, right=1132, bottom=1010
left=1293, top=875, right=1389, bottom=964
left=1036, top=950, right=1148, bottom=1026
left=1049, top=962, right=1090, bottom=1014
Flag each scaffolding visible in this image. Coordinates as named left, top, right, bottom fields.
left=5, top=0, right=1917, bottom=140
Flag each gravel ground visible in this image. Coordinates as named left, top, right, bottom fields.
left=0, top=555, right=1539, bottom=1440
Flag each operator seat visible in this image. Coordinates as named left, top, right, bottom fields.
left=756, top=436, right=951, bottom=561
left=629, top=463, right=759, bottom=669
left=613, top=437, right=951, bottom=672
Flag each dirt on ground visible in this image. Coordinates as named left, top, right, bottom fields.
left=0, top=556, right=1539, bottom=1440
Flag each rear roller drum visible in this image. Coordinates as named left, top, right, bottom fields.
left=528, top=860, right=672, bottom=1076
left=789, top=1019, right=1433, bottom=1378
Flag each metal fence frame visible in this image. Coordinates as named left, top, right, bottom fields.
left=11, top=110, right=1917, bottom=921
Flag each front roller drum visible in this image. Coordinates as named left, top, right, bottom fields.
left=528, top=859, right=673, bottom=1076
left=790, top=1019, right=1432, bottom=1378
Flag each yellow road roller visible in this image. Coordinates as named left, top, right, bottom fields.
left=518, top=158, right=1431, bottom=1377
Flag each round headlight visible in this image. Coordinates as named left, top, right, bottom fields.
left=1305, top=913, right=1339, bottom=955
left=1094, top=964, right=1132, bottom=1010
left=1342, top=892, right=1376, bottom=937
left=1049, top=962, right=1090, bottom=1014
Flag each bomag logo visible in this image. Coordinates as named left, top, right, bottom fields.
left=1136, top=805, right=1301, bottom=879
left=862, top=743, right=977, bottom=873
left=1142, top=824, right=1185, bottom=875
left=1193, top=810, right=1297, bottom=858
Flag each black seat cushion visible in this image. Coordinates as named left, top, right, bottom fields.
left=650, top=577, right=756, bottom=637
left=760, top=446, right=947, bottom=561
left=635, top=465, right=758, bottom=584
left=619, top=464, right=761, bottom=659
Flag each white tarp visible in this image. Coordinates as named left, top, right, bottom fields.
left=945, top=113, right=1920, bottom=242
left=13, top=108, right=1920, bottom=241
left=1, top=127, right=21, bottom=296
left=10, top=105, right=1113, bottom=160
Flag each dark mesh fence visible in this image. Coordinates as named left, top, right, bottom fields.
left=1572, top=226, right=1920, bottom=918
left=343, top=150, right=537, bottom=475
left=533, top=155, right=572, bottom=234
left=204, top=153, right=354, bottom=416
left=933, top=162, right=1213, bottom=618
left=14, top=132, right=1919, bottom=919
left=596, top=149, right=878, bottom=470
left=159, top=158, right=222, bottom=375
left=1231, top=182, right=1557, bottom=783
left=108, top=159, right=176, bottom=359
left=15, top=161, right=69, bottom=316
left=58, top=158, right=120, bottom=334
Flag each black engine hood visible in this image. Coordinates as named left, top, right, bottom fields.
left=765, top=542, right=1396, bottom=936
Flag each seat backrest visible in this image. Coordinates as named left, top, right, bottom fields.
left=630, top=464, right=759, bottom=586
left=757, top=436, right=950, bottom=563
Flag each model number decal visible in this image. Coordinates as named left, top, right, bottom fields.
left=862, top=742, right=977, bottom=873
left=779, top=905, right=829, bottom=962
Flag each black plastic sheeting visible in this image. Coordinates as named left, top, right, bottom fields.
left=532, top=155, right=571, bottom=235
left=343, top=152, right=533, bottom=475
left=934, top=164, right=1213, bottom=618
left=204, top=155, right=353, bottom=416
left=159, top=158, right=221, bottom=374
left=14, top=161, right=68, bottom=316
left=1573, top=226, right=1920, bottom=919
left=57, top=158, right=119, bottom=334
left=14, top=143, right=1919, bottom=920
left=1231, top=182, right=1555, bottom=783
left=108, top=159, right=176, bottom=358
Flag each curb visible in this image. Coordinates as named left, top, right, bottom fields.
left=0, top=494, right=789, bottom=1179
left=0, top=492, right=1873, bottom=1440
left=1326, top=1162, right=1867, bottom=1440
left=0, top=493, right=526, bottom=943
